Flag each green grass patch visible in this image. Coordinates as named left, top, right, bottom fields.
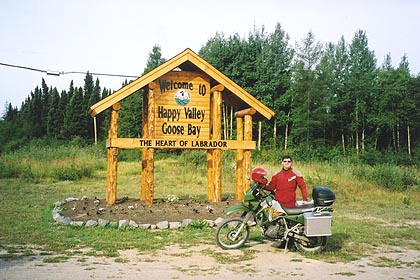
left=333, top=272, right=357, bottom=276
left=201, top=248, right=257, bottom=264
left=114, top=257, right=130, bottom=263
left=43, top=255, right=70, bottom=263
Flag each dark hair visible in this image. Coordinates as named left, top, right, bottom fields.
left=282, top=155, right=293, bottom=161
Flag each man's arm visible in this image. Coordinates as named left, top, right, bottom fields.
left=294, top=170, right=308, bottom=202
left=264, top=174, right=278, bottom=191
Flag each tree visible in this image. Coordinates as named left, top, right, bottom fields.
left=119, top=45, right=166, bottom=138
left=287, top=31, right=324, bottom=148
left=344, top=30, right=377, bottom=154
left=61, top=86, right=87, bottom=138
left=328, top=37, right=350, bottom=154
left=405, top=74, right=420, bottom=157
left=200, top=24, right=294, bottom=146
left=29, top=86, right=44, bottom=138
left=314, top=42, right=338, bottom=147
left=397, top=55, right=418, bottom=156
left=41, top=78, right=49, bottom=136
left=376, top=54, right=398, bottom=149
left=46, top=87, right=61, bottom=137
left=3, top=103, right=18, bottom=122
left=143, top=44, right=167, bottom=74
left=86, top=75, right=101, bottom=141
left=0, top=103, right=20, bottom=152
left=257, top=23, right=294, bottom=146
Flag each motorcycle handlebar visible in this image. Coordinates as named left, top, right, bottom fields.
left=251, top=183, right=272, bottom=200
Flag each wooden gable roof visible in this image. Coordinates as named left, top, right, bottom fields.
left=89, top=48, right=274, bottom=121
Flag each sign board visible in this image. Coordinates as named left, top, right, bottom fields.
left=107, top=138, right=256, bottom=150
left=155, top=71, right=210, bottom=139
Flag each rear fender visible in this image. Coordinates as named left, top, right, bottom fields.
left=224, top=204, right=250, bottom=215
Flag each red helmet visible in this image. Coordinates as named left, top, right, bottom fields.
left=252, top=167, right=268, bottom=185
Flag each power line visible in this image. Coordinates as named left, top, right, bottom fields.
left=0, top=62, right=46, bottom=74
left=62, top=71, right=138, bottom=78
left=0, top=62, right=139, bottom=78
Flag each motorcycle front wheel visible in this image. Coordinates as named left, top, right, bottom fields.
left=215, top=217, right=250, bottom=250
left=294, top=236, right=327, bottom=253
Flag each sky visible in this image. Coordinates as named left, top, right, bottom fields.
left=1, top=0, right=419, bottom=116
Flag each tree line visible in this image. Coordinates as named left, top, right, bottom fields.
left=1, top=74, right=110, bottom=151
left=0, top=45, right=165, bottom=153
left=199, top=24, right=419, bottom=161
left=1, top=24, right=419, bottom=163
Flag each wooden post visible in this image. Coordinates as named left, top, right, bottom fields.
left=207, top=148, right=214, bottom=199
left=144, top=82, right=156, bottom=206
left=208, top=84, right=224, bottom=202
left=244, top=113, right=253, bottom=195
left=141, top=88, right=149, bottom=201
left=207, top=92, right=214, bottom=201
left=93, top=116, right=97, bottom=145
left=235, top=108, right=256, bottom=199
left=106, top=103, right=120, bottom=205
left=258, top=121, right=261, bottom=151
left=235, top=116, right=244, bottom=200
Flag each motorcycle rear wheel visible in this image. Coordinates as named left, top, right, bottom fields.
left=215, top=217, right=250, bottom=250
left=294, top=236, right=327, bottom=253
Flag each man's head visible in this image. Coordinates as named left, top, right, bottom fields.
left=281, top=155, right=293, bottom=170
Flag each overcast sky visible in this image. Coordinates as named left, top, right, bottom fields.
left=1, top=0, right=419, bottom=115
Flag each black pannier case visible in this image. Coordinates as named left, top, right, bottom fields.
left=312, top=186, right=335, bottom=206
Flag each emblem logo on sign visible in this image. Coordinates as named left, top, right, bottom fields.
left=174, top=89, right=190, bottom=106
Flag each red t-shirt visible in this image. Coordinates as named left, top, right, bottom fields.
left=265, top=168, right=308, bottom=207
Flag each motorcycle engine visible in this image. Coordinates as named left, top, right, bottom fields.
left=264, top=220, right=285, bottom=240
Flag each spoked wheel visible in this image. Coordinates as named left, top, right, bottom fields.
left=215, top=217, right=250, bottom=250
left=294, top=236, right=327, bottom=253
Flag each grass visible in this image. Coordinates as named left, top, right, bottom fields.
left=201, top=248, right=257, bottom=264
left=0, top=144, right=105, bottom=181
left=43, top=255, right=70, bottom=263
left=0, top=145, right=419, bottom=264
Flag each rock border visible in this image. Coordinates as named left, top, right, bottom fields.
left=52, top=196, right=225, bottom=230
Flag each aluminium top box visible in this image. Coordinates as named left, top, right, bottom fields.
left=304, top=212, right=332, bottom=237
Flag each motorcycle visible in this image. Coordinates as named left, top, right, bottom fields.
left=215, top=168, right=335, bottom=253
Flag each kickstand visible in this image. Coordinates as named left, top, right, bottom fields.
left=283, top=239, right=289, bottom=254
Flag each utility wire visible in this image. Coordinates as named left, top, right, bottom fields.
left=0, top=62, right=46, bottom=74
left=62, top=71, right=138, bottom=78
left=0, top=62, right=139, bottom=78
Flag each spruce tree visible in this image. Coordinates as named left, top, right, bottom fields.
left=47, top=88, right=61, bottom=137
left=62, top=86, right=87, bottom=138
left=119, top=45, right=166, bottom=138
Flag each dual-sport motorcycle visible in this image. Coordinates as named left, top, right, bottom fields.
left=215, top=168, right=335, bottom=253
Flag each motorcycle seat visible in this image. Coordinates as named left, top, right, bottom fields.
left=282, top=202, right=314, bottom=215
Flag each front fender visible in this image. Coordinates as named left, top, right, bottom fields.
left=224, top=203, right=250, bottom=215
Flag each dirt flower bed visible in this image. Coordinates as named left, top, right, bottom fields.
left=60, top=195, right=238, bottom=225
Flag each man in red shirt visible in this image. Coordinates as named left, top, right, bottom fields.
left=265, top=156, right=308, bottom=207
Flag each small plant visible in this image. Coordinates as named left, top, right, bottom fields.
left=155, top=197, right=166, bottom=204
left=403, top=197, right=411, bottom=206
left=166, top=194, right=179, bottom=203
left=188, top=194, right=201, bottom=204
left=188, top=220, right=208, bottom=229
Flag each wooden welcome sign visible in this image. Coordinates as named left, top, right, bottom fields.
left=90, top=49, right=274, bottom=205
left=155, top=71, right=210, bottom=139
